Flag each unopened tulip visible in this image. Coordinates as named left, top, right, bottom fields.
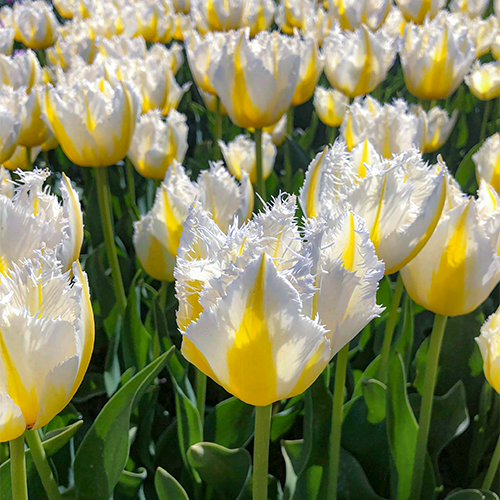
left=128, top=109, right=188, bottom=180
left=44, top=78, right=140, bottom=168
left=263, top=113, right=287, bottom=145
left=99, top=35, right=147, bottom=60
left=173, top=0, right=191, bottom=14
left=401, top=179, right=500, bottom=316
left=47, top=31, right=97, bottom=70
left=175, top=195, right=384, bottom=405
left=477, top=307, right=500, bottom=394
left=328, top=0, right=392, bottom=31
left=302, top=6, right=333, bottom=47
left=473, top=133, right=500, bottom=195
left=134, top=161, right=253, bottom=281
left=275, top=0, right=313, bottom=34
left=191, top=0, right=244, bottom=32
left=212, top=29, right=300, bottom=129
left=291, top=34, right=323, bottom=106
left=241, top=0, right=275, bottom=36
left=401, top=15, right=475, bottom=100
left=468, top=16, right=499, bottom=58
left=466, top=61, right=500, bottom=101
left=0, top=86, right=21, bottom=165
left=12, top=0, right=59, bottom=50
left=396, top=0, right=445, bottom=24
left=18, top=86, right=52, bottom=148
left=0, top=27, right=14, bottom=55
left=449, top=0, right=489, bottom=18
left=219, top=133, right=276, bottom=183
left=313, top=86, right=349, bottom=128
left=0, top=254, right=93, bottom=442
left=323, top=24, right=397, bottom=98
left=2, top=146, right=40, bottom=171
left=0, top=49, right=41, bottom=91
left=411, top=105, right=457, bottom=153
left=379, top=7, right=406, bottom=37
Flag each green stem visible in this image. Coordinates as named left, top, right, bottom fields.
left=10, top=435, right=28, bottom=500
left=480, top=100, right=492, bottom=142
left=254, top=128, right=266, bottom=209
left=125, top=158, right=139, bottom=220
left=328, top=126, right=338, bottom=146
left=328, top=343, right=350, bottom=500
left=253, top=404, right=272, bottom=500
left=94, top=167, right=127, bottom=313
left=214, top=96, right=222, bottom=160
left=25, top=430, right=62, bottom=500
left=482, top=431, right=500, bottom=490
left=378, top=274, right=404, bottom=385
left=284, top=107, right=294, bottom=192
left=410, top=314, right=448, bottom=500
left=158, top=281, right=168, bottom=311
left=196, top=370, right=207, bottom=429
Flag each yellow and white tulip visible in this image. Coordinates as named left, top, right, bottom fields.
left=327, top=0, right=392, bottom=31
left=191, top=0, right=245, bottom=33
left=275, top=0, right=313, bottom=34
left=473, top=133, right=500, bottom=196
left=0, top=27, right=14, bottom=56
left=396, top=0, right=445, bottom=24
left=466, top=61, right=500, bottom=101
left=0, top=86, right=21, bottom=165
left=128, top=109, right=188, bottom=181
left=313, top=86, right=349, bottom=128
left=241, top=0, right=275, bottom=37
left=449, top=0, right=489, bottom=18
left=18, top=86, right=52, bottom=148
left=477, top=307, right=500, bottom=394
left=411, top=105, right=458, bottom=153
left=0, top=49, right=41, bottom=91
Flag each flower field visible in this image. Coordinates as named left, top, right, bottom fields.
left=0, top=0, right=499, bottom=499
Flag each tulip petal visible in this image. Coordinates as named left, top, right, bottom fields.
left=0, top=393, right=25, bottom=442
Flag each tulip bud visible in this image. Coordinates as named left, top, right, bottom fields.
left=396, top=0, right=445, bottom=24
left=328, top=0, right=392, bottom=31
left=191, top=0, right=245, bottom=32
left=128, top=109, right=188, bottom=180
left=0, top=49, right=41, bottom=91
left=411, top=105, right=457, bottom=153
left=466, top=61, right=500, bottom=101
left=449, top=0, right=489, bottom=18
left=18, top=86, right=52, bottom=148
left=473, top=133, right=500, bottom=195
left=477, top=307, right=500, bottom=394
left=313, top=86, right=349, bottom=128
left=13, top=0, right=59, bottom=50
left=401, top=179, right=500, bottom=316
left=241, top=0, right=275, bottom=37
left=47, top=31, right=97, bottom=70
left=275, top=0, right=313, bottom=34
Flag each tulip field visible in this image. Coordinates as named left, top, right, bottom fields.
left=2, top=0, right=500, bottom=499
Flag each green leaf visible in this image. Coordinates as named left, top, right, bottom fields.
left=73, top=349, right=173, bottom=500
left=394, top=295, right=414, bottom=373
left=122, top=274, right=151, bottom=371
left=187, top=442, right=251, bottom=500
left=445, top=490, right=500, bottom=500
left=362, top=379, right=387, bottom=424
left=115, top=468, right=147, bottom=498
left=0, top=421, right=83, bottom=500
left=205, top=397, right=254, bottom=449
left=455, top=142, right=481, bottom=193
left=155, top=467, right=190, bottom=500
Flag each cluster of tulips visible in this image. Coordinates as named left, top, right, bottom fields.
left=0, top=0, right=500, bottom=499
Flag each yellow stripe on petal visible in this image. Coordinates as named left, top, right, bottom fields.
left=62, top=173, right=84, bottom=268
left=370, top=175, right=388, bottom=252
left=305, top=147, right=328, bottom=218
left=427, top=201, right=471, bottom=316
left=226, top=255, right=277, bottom=406
left=163, top=186, right=184, bottom=259
left=352, top=26, right=373, bottom=97
left=342, top=212, right=356, bottom=272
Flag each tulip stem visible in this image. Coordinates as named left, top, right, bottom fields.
left=480, top=100, right=492, bottom=142
left=410, top=314, right=448, bottom=500
left=254, top=128, right=266, bottom=209
left=214, top=96, right=222, bottom=160
left=482, top=430, right=500, bottom=490
left=284, top=107, right=294, bottom=192
left=253, top=404, right=272, bottom=500
left=328, top=343, right=350, bottom=500
left=195, top=369, right=207, bottom=429
left=10, top=435, right=28, bottom=500
left=25, top=430, right=62, bottom=500
left=378, top=273, right=404, bottom=385
left=328, top=126, right=338, bottom=146
left=94, top=167, right=127, bottom=314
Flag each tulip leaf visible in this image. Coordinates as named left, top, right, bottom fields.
left=115, top=467, right=147, bottom=498
left=155, top=467, right=190, bottom=500
left=386, top=352, right=436, bottom=500
left=187, top=442, right=251, bottom=500
left=73, top=348, right=173, bottom=500
left=361, top=378, right=387, bottom=424
left=393, top=295, right=414, bottom=376
left=205, top=397, right=255, bottom=449
left=0, top=421, right=83, bottom=500
left=445, top=490, right=500, bottom=500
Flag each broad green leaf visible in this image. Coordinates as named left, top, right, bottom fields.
left=455, top=142, right=481, bottom=193
left=74, top=349, right=173, bottom=500
left=394, top=295, right=414, bottom=373
left=115, top=468, right=147, bottom=498
left=282, top=440, right=304, bottom=500
left=187, top=442, right=251, bottom=500
left=205, top=397, right=254, bottom=449
left=0, top=421, right=83, bottom=500
left=155, top=467, right=190, bottom=500
left=271, top=405, right=301, bottom=442
left=362, top=379, right=387, bottom=424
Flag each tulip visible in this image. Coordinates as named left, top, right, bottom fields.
left=477, top=308, right=500, bottom=395
left=44, top=78, right=140, bottom=168
left=350, top=138, right=381, bottom=177
left=396, top=0, right=445, bottom=24
left=0, top=86, right=21, bottom=165
left=219, top=133, right=276, bottom=183
left=134, top=1, right=169, bottom=43
left=275, top=0, right=313, bottom=34
left=466, top=61, right=500, bottom=101
left=191, top=0, right=245, bottom=33
left=449, top=0, right=489, bottom=18
left=47, top=31, right=97, bottom=70
left=411, top=105, right=457, bottom=153
left=12, top=0, right=59, bottom=50
left=128, top=109, right=188, bottom=180
left=328, top=0, right=392, bottom=31
left=212, top=29, right=300, bottom=130
left=468, top=16, right=499, bottom=58
left=263, top=113, right=287, bottom=145
left=341, top=97, right=425, bottom=157
left=199, top=88, right=228, bottom=115
left=241, top=0, right=275, bottom=37
left=291, top=34, right=323, bottom=106
left=18, top=86, right=52, bottom=148
left=0, top=49, right=41, bottom=91
left=473, top=133, right=500, bottom=195
left=99, top=35, right=147, bottom=61
left=173, top=0, right=191, bottom=14
left=185, top=30, right=225, bottom=95
left=323, top=24, right=397, bottom=99
left=53, top=0, right=78, bottom=19
left=134, top=161, right=253, bottom=282
left=171, top=13, right=193, bottom=41
left=0, top=167, right=13, bottom=198
left=401, top=14, right=475, bottom=100
left=0, top=27, right=14, bottom=55
left=0, top=254, right=94, bottom=442
left=313, top=86, right=349, bottom=128
left=379, top=6, right=406, bottom=37
left=401, top=179, right=500, bottom=317
left=2, top=146, right=40, bottom=171
left=0, top=169, right=83, bottom=273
